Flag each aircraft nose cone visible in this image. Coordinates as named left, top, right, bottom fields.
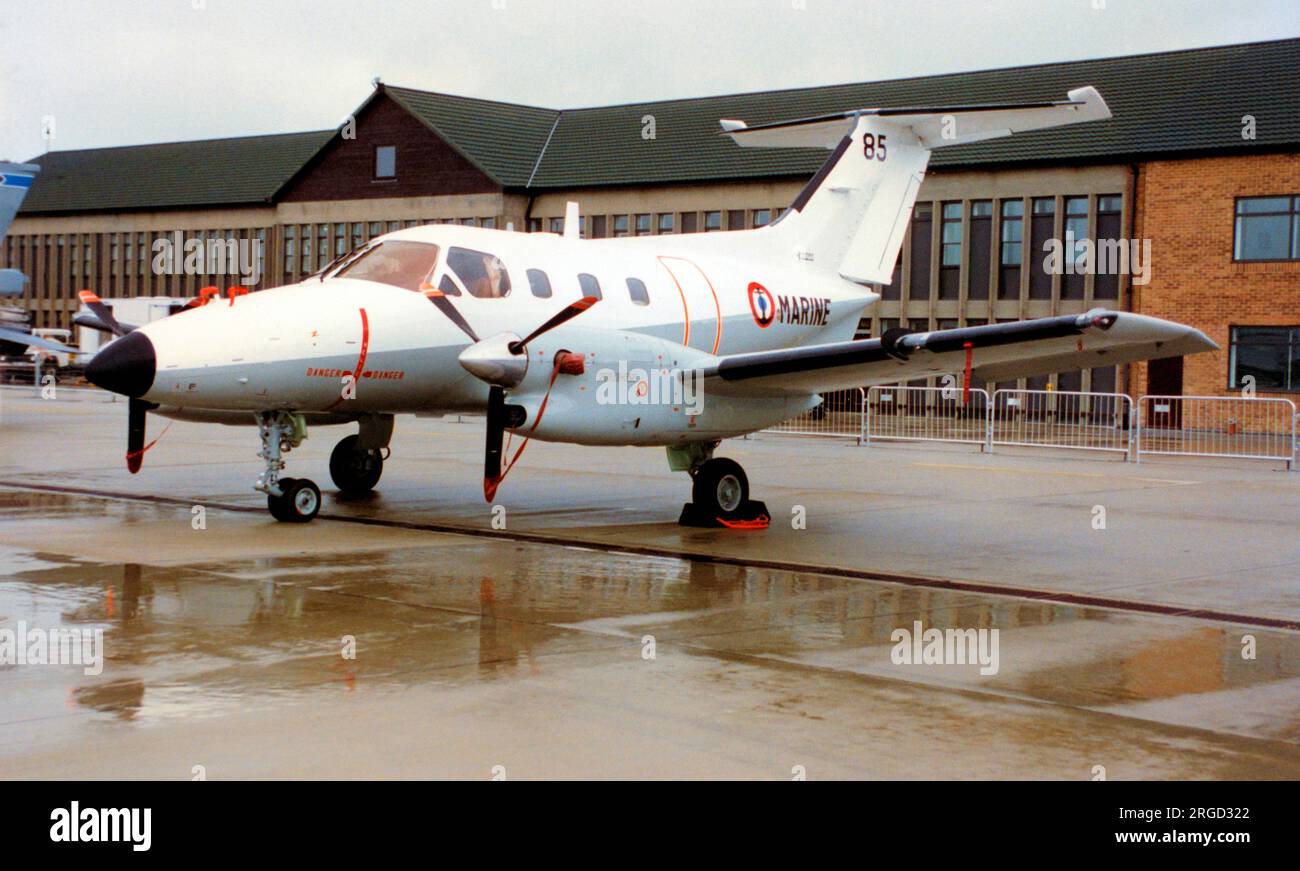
left=86, top=331, right=156, bottom=398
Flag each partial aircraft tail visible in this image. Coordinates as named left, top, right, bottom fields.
left=0, top=162, right=40, bottom=297
left=720, top=87, right=1111, bottom=285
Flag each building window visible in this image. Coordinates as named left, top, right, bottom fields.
left=968, top=200, right=992, bottom=301
left=318, top=225, right=329, bottom=268
left=727, top=210, right=746, bottom=231
left=634, top=214, right=651, bottom=236
left=549, top=217, right=564, bottom=234
left=680, top=212, right=698, bottom=234
left=909, top=203, right=932, bottom=299
left=1234, top=196, right=1299, bottom=261
left=590, top=216, right=607, bottom=238
left=612, top=215, right=629, bottom=237
left=1062, top=196, right=1089, bottom=300
left=1029, top=197, right=1055, bottom=300
left=1094, top=194, right=1123, bottom=299
left=284, top=225, right=296, bottom=274
left=526, top=268, right=552, bottom=298
left=301, top=225, right=312, bottom=273
left=375, top=145, right=396, bottom=179
left=481, top=217, right=497, bottom=230
left=1228, top=326, right=1298, bottom=391
left=752, top=209, right=771, bottom=228
left=527, top=218, right=543, bottom=233
left=939, top=202, right=962, bottom=300
left=704, top=211, right=722, bottom=232
left=657, top=213, right=674, bottom=234
left=577, top=273, right=602, bottom=300
left=626, top=277, right=650, bottom=305
left=999, top=199, right=1023, bottom=299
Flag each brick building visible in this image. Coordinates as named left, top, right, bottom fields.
left=4, top=38, right=1298, bottom=400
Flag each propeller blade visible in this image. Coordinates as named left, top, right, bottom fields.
left=483, top=386, right=506, bottom=501
left=78, top=290, right=131, bottom=337
left=127, top=398, right=148, bottom=473
left=422, top=286, right=480, bottom=343
left=508, top=296, right=599, bottom=354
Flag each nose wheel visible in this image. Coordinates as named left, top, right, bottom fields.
left=268, top=477, right=321, bottom=523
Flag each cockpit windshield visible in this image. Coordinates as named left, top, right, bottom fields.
left=334, top=241, right=440, bottom=291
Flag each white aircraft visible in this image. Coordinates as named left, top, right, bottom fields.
left=83, top=88, right=1214, bottom=523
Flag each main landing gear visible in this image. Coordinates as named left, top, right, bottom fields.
left=329, top=434, right=385, bottom=495
left=670, top=441, right=769, bottom=528
left=256, top=411, right=320, bottom=523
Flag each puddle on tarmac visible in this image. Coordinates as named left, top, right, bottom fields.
left=1, top=489, right=1297, bottom=747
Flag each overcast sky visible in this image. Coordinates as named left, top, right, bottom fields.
left=2, top=0, right=1297, bottom=161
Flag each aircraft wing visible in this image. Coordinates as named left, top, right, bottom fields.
left=0, top=325, right=79, bottom=354
left=703, top=311, right=1216, bottom=397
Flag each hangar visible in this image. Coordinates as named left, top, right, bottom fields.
left=4, top=37, right=1298, bottom=400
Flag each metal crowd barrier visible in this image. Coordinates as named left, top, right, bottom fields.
left=1135, top=395, right=1297, bottom=470
left=763, top=385, right=1298, bottom=472
left=764, top=387, right=866, bottom=440
left=864, top=385, right=991, bottom=447
left=990, top=389, right=1133, bottom=455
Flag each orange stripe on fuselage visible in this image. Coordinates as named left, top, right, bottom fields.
left=323, top=307, right=370, bottom=411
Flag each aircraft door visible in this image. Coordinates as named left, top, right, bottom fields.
left=657, top=256, right=721, bottom=354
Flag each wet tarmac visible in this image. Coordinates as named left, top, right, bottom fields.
left=1, top=388, right=1298, bottom=778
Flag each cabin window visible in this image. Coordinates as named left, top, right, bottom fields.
left=626, top=277, right=650, bottom=306
left=578, top=273, right=602, bottom=300
left=527, top=268, right=552, bottom=298
left=447, top=247, right=512, bottom=298
left=375, top=145, right=396, bottom=179
left=335, top=241, right=440, bottom=292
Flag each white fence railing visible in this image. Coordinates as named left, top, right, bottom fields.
left=765, top=387, right=866, bottom=440
left=865, top=386, right=990, bottom=446
left=1135, top=395, right=1296, bottom=470
left=990, top=389, right=1133, bottom=455
left=765, top=388, right=1297, bottom=470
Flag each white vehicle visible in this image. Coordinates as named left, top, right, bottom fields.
left=84, top=88, right=1214, bottom=523
left=27, top=328, right=73, bottom=368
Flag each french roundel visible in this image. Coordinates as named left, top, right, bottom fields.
left=748, top=282, right=775, bottom=328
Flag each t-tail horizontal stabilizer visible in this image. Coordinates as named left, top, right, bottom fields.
left=720, top=87, right=1112, bottom=285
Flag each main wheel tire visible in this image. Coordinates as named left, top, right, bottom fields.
left=269, top=478, right=320, bottom=523
left=329, top=434, right=384, bottom=494
left=692, top=458, right=749, bottom=518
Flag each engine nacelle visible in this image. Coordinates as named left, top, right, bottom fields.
left=502, top=326, right=817, bottom=446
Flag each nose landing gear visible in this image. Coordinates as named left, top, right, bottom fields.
left=256, top=411, right=320, bottom=523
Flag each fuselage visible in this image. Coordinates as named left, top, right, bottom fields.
left=110, top=223, right=879, bottom=442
